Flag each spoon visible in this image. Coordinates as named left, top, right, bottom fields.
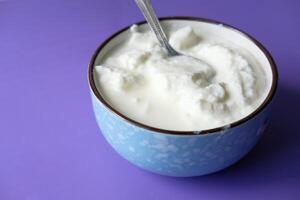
left=135, top=0, right=206, bottom=66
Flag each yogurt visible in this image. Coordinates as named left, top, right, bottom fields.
left=94, top=25, right=269, bottom=131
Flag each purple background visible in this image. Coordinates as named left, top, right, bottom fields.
left=1, top=0, right=300, bottom=199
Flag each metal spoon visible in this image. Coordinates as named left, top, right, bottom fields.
left=135, top=0, right=206, bottom=66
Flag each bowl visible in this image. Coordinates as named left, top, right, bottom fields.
left=88, top=17, right=278, bottom=177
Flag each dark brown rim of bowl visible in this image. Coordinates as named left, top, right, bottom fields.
left=88, top=16, right=278, bottom=136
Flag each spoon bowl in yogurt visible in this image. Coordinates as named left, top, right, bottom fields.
left=135, top=0, right=210, bottom=69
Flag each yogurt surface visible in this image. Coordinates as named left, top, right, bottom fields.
left=94, top=24, right=269, bottom=131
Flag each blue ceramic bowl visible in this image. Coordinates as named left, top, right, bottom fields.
left=88, top=17, right=278, bottom=177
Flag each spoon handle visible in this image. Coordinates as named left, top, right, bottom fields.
left=135, top=0, right=179, bottom=56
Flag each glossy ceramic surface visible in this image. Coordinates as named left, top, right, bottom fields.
left=92, top=93, right=270, bottom=177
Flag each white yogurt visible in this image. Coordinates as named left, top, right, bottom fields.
left=94, top=25, right=269, bottom=131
